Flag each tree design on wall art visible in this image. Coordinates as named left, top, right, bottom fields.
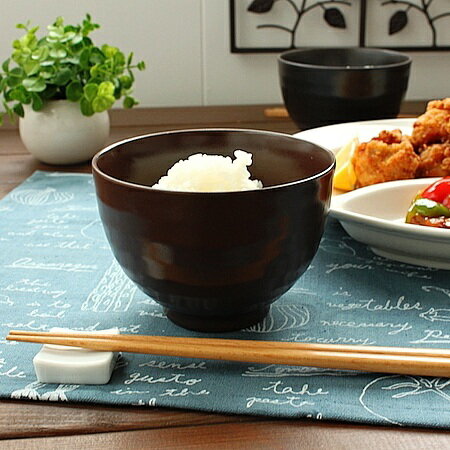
left=382, top=0, right=450, bottom=47
left=247, top=0, right=352, bottom=48
left=230, top=0, right=450, bottom=52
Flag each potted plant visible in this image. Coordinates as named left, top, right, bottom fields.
left=0, top=14, right=145, bottom=164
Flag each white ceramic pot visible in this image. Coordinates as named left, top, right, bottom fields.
left=19, top=100, right=110, bottom=165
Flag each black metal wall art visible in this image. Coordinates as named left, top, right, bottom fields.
left=230, top=0, right=450, bottom=52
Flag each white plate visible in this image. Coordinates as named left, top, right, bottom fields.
left=295, top=119, right=450, bottom=270
left=295, top=118, right=415, bottom=153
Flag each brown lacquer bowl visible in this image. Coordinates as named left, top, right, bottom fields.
left=92, top=129, right=335, bottom=332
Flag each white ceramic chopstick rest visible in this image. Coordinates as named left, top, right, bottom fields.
left=33, top=327, right=119, bottom=385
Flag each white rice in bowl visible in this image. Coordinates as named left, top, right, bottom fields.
left=152, top=150, right=263, bottom=192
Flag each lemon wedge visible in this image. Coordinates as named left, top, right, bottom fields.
left=333, top=137, right=358, bottom=191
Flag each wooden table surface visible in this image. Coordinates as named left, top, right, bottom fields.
left=2, top=103, right=450, bottom=449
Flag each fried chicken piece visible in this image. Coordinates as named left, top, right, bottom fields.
left=417, top=140, right=450, bottom=177
left=411, top=98, right=450, bottom=148
left=352, top=129, right=420, bottom=188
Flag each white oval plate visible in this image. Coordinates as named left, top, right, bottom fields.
left=330, top=178, right=450, bottom=269
left=295, top=119, right=450, bottom=270
left=295, top=118, right=415, bottom=153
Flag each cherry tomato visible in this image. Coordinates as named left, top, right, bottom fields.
left=421, top=177, right=450, bottom=208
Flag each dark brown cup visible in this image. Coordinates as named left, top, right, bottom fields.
left=92, top=129, right=334, bottom=332
left=279, top=47, right=411, bottom=130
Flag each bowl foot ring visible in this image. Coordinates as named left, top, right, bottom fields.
left=164, top=305, right=270, bottom=333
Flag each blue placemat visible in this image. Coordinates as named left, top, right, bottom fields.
left=1, top=171, right=450, bottom=428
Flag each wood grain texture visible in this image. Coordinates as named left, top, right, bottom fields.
left=1, top=102, right=445, bottom=448
left=0, top=104, right=302, bottom=130
left=2, top=419, right=450, bottom=449
left=0, top=400, right=261, bottom=440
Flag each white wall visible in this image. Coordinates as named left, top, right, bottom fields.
left=0, top=0, right=448, bottom=109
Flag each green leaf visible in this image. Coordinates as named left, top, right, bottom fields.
left=9, top=86, right=31, bottom=103
left=21, top=47, right=32, bottom=58
left=97, top=81, right=114, bottom=97
left=13, top=103, right=24, bottom=117
left=19, top=32, right=38, bottom=51
left=60, top=31, right=76, bottom=43
left=119, top=75, right=132, bottom=89
left=46, top=36, right=59, bottom=44
left=3, top=89, right=13, bottom=102
left=48, top=29, right=64, bottom=39
left=60, top=56, right=79, bottom=65
left=66, top=80, right=83, bottom=101
left=87, top=76, right=102, bottom=85
left=123, top=96, right=137, bottom=108
left=23, top=59, right=40, bottom=76
left=70, top=41, right=84, bottom=53
left=9, top=67, right=25, bottom=76
left=113, top=84, right=121, bottom=99
left=6, top=67, right=25, bottom=87
left=6, top=76, right=20, bottom=88
left=2, top=58, right=10, bottom=72
left=31, top=46, right=49, bottom=61
left=82, top=36, right=93, bottom=47
left=53, top=16, right=64, bottom=28
left=113, top=51, right=126, bottom=67
left=80, top=96, right=94, bottom=116
left=89, top=48, right=105, bottom=64
left=52, top=67, right=72, bottom=85
left=31, top=92, right=44, bottom=111
left=4, top=101, right=15, bottom=120
left=89, top=64, right=100, bottom=78
left=137, top=61, right=146, bottom=71
left=49, top=44, right=67, bottom=59
left=79, top=48, right=91, bottom=69
left=92, top=94, right=115, bottom=112
left=64, top=25, right=78, bottom=33
left=41, top=84, right=58, bottom=99
left=81, top=14, right=100, bottom=36
left=102, top=45, right=117, bottom=58
left=22, top=77, right=46, bottom=92
left=40, top=60, right=55, bottom=67
left=71, top=33, right=83, bottom=45
left=83, top=83, right=98, bottom=101
left=40, top=67, right=55, bottom=79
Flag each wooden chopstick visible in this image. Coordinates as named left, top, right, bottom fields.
left=6, top=330, right=450, bottom=378
left=8, top=330, right=450, bottom=357
left=264, top=107, right=289, bottom=118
